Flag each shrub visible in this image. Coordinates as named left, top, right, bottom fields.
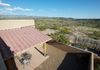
left=88, top=31, right=100, bottom=40
left=59, top=27, right=70, bottom=34
left=50, top=33, right=70, bottom=45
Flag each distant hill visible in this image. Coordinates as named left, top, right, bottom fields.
left=0, top=15, right=100, bottom=29
left=0, top=15, right=34, bottom=20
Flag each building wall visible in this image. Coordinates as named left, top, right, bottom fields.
left=0, top=53, right=7, bottom=70
left=0, top=19, right=35, bottom=30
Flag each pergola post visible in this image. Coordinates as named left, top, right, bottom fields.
left=43, top=43, right=47, bottom=56
left=91, top=53, right=94, bottom=70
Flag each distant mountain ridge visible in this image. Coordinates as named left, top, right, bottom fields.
left=0, top=15, right=100, bottom=29
left=0, top=15, right=100, bottom=20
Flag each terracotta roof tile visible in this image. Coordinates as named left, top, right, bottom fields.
left=0, top=27, right=51, bottom=60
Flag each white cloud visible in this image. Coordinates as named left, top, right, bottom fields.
left=14, top=7, right=32, bottom=11
left=0, top=2, right=11, bottom=7
left=5, top=7, right=32, bottom=11
left=0, top=0, right=32, bottom=15
left=5, top=7, right=13, bottom=11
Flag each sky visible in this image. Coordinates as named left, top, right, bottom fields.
left=0, top=0, right=100, bottom=18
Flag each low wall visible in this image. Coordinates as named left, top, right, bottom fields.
left=0, top=19, right=35, bottom=30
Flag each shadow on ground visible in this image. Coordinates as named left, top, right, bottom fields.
left=0, top=37, right=18, bottom=70
left=57, top=53, right=91, bottom=70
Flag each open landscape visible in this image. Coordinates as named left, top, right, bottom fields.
left=0, top=0, right=100, bottom=70
left=0, top=15, right=100, bottom=70
left=35, top=17, right=100, bottom=70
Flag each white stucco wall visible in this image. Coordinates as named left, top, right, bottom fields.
left=0, top=19, right=35, bottom=30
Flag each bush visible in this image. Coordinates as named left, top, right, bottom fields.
left=36, top=22, right=48, bottom=30
left=50, top=24, right=60, bottom=30
left=50, top=33, right=70, bottom=45
left=88, top=31, right=100, bottom=40
left=59, top=27, right=70, bottom=34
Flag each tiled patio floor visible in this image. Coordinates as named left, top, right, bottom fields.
left=15, top=47, right=49, bottom=70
